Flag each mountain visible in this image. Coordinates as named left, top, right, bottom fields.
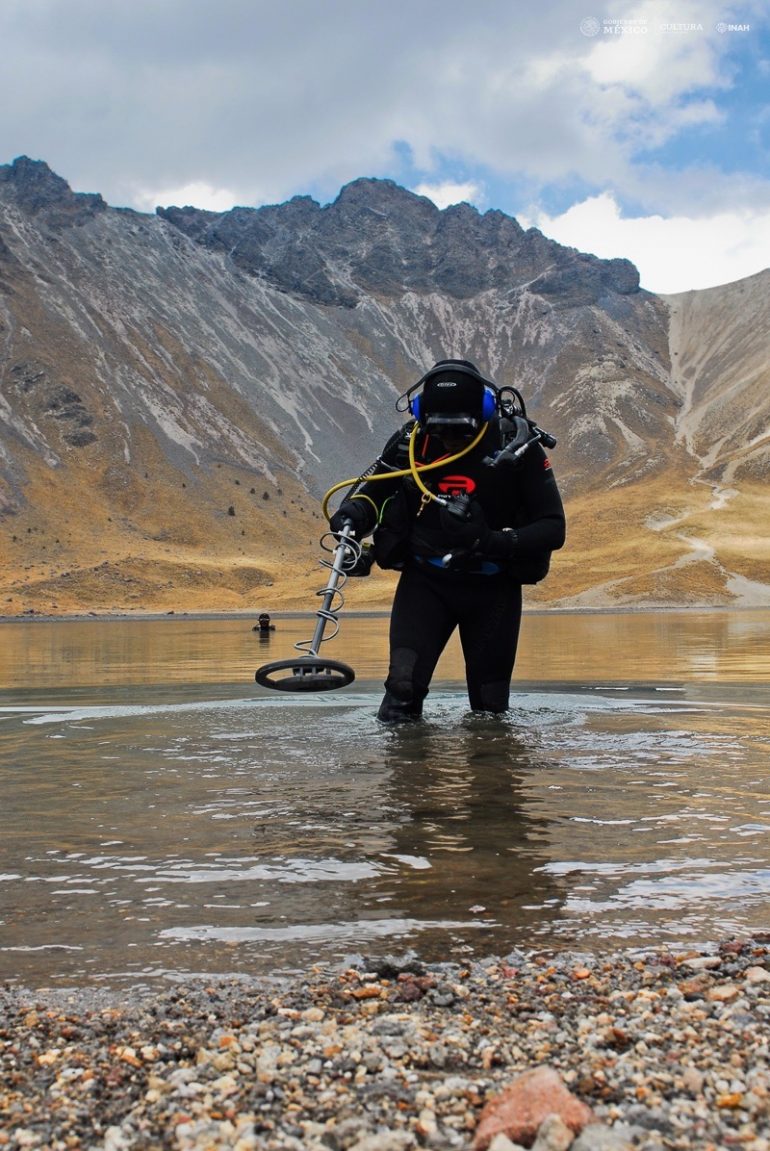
left=0, top=156, right=768, bottom=615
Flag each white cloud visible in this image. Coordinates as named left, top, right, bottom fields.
left=582, top=0, right=727, bottom=103
left=521, top=193, right=770, bottom=294
left=133, top=181, right=241, bottom=213
left=412, top=181, right=484, bottom=210
left=1, top=0, right=768, bottom=283
left=2, top=0, right=761, bottom=217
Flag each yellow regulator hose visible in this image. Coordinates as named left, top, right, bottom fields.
left=322, top=422, right=489, bottom=521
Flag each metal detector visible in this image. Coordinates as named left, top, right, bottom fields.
left=255, top=525, right=358, bottom=692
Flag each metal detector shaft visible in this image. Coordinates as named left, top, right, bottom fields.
left=307, top=524, right=354, bottom=655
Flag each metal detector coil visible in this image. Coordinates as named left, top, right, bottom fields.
left=254, top=656, right=354, bottom=692
left=255, top=525, right=359, bottom=692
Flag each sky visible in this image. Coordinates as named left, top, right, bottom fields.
left=1, top=0, right=768, bottom=294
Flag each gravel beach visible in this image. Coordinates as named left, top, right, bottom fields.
left=2, top=939, right=768, bottom=1151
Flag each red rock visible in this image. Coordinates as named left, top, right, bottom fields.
left=473, top=1066, right=596, bottom=1151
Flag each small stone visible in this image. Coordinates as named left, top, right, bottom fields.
left=572, top=1126, right=636, bottom=1151
left=716, top=1092, right=744, bottom=1109
left=302, top=1006, right=326, bottom=1021
left=349, top=1133, right=414, bottom=1151
left=9, top=1133, right=38, bottom=1150
left=532, top=1113, right=575, bottom=1151
left=415, top=1108, right=438, bottom=1138
left=707, top=983, right=740, bottom=1002
left=114, top=1045, right=142, bottom=1068
left=102, top=1128, right=132, bottom=1151
left=680, top=956, right=721, bottom=971
left=488, top=1136, right=526, bottom=1151
left=681, top=1067, right=704, bottom=1094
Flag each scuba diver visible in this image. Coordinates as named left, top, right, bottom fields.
left=328, top=359, right=566, bottom=721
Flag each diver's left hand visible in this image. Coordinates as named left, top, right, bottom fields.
left=438, top=498, right=488, bottom=550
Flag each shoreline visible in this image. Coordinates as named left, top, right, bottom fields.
left=3, top=601, right=770, bottom=625
left=2, top=939, right=768, bottom=1150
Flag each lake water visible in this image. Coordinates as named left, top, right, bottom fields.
left=1, top=609, right=769, bottom=989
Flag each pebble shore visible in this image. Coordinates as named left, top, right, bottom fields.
left=2, top=939, right=768, bottom=1151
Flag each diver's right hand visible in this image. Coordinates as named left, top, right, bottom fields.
left=329, top=499, right=371, bottom=536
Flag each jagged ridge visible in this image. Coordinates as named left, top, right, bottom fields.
left=159, top=177, right=641, bottom=308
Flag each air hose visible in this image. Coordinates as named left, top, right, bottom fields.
left=322, top=421, right=489, bottom=521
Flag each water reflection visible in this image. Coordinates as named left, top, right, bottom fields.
left=0, top=612, right=769, bottom=988
left=2, top=607, right=770, bottom=689
left=370, top=720, right=560, bottom=954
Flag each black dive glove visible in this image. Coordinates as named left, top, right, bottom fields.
left=482, top=526, right=519, bottom=559
left=438, top=498, right=488, bottom=550
left=439, top=499, right=518, bottom=558
left=329, top=498, right=372, bottom=536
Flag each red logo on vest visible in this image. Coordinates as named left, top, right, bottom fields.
left=437, top=475, right=476, bottom=495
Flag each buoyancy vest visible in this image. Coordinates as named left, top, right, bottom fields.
left=365, top=420, right=565, bottom=582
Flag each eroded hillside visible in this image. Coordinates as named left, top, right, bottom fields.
left=0, top=158, right=768, bottom=615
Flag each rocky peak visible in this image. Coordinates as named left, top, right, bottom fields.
left=156, top=203, right=221, bottom=242
left=530, top=251, right=640, bottom=307
left=0, top=155, right=106, bottom=225
left=158, top=175, right=644, bottom=309
left=332, top=176, right=438, bottom=219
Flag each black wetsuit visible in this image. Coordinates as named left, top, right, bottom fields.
left=350, top=418, right=565, bottom=718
